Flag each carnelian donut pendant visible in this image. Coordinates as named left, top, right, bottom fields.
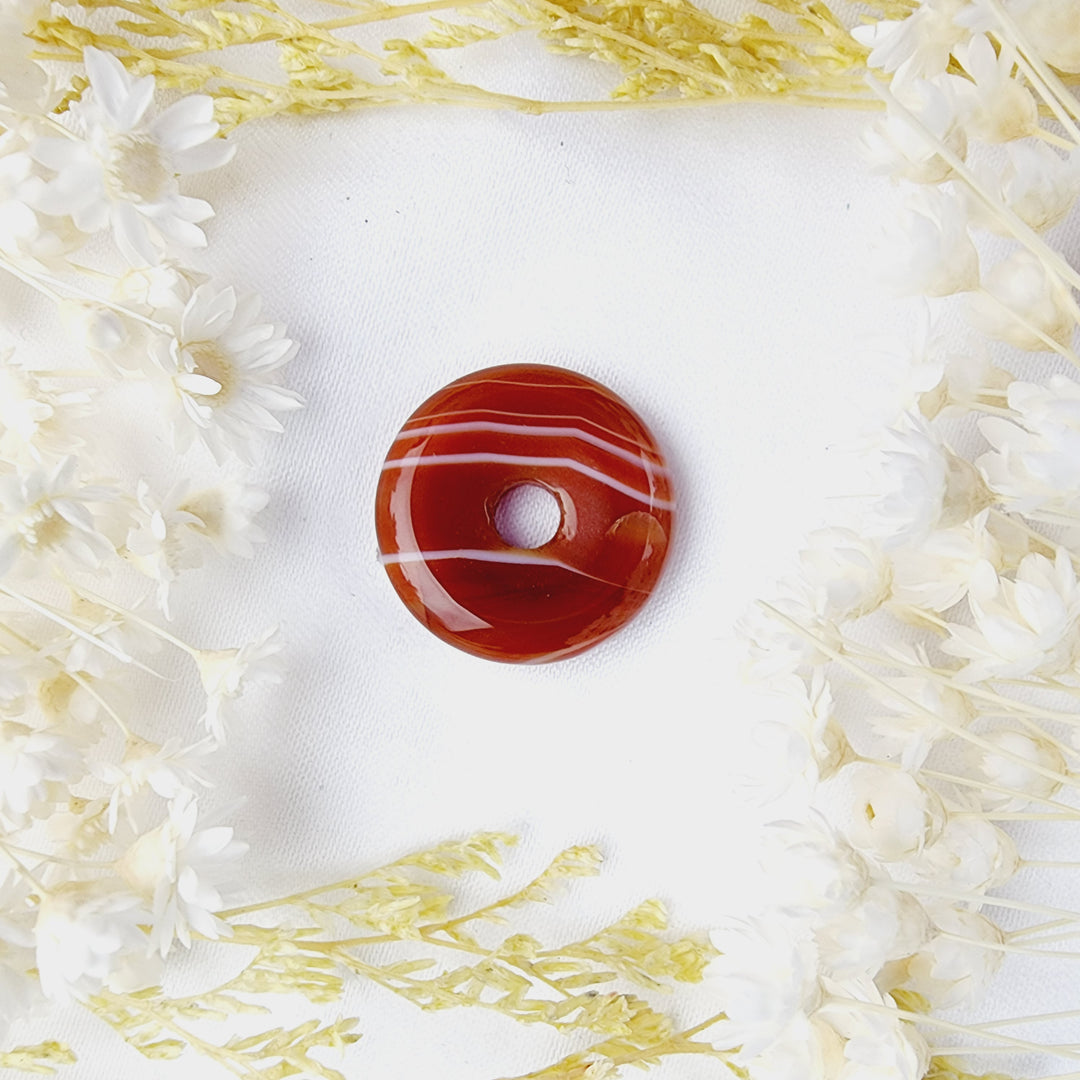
left=375, top=364, right=674, bottom=663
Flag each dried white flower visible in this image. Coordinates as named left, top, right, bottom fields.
left=178, top=481, right=268, bottom=558
left=818, top=975, right=930, bottom=1080
left=972, top=728, right=1067, bottom=808
left=954, top=34, right=1037, bottom=142
left=95, top=735, right=211, bottom=832
left=841, top=762, right=946, bottom=862
left=867, top=412, right=993, bottom=547
left=148, top=281, right=302, bottom=463
left=35, top=882, right=154, bottom=1002
left=1015, top=0, right=1080, bottom=73
left=798, top=527, right=892, bottom=622
left=0, top=721, right=81, bottom=828
left=815, top=883, right=930, bottom=978
left=972, top=248, right=1077, bottom=351
left=761, top=817, right=873, bottom=919
left=196, top=625, right=283, bottom=742
left=863, top=77, right=968, bottom=184
left=897, top=908, right=1004, bottom=1008
left=30, top=47, right=233, bottom=263
left=123, top=479, right=207, bottom=615
left=117, top=793, right=247, bottom=955
left=851, top=0, right=970, bottom=80
left=911, top=814, right=1019, bottom=892
left=944, top=549, right=1080, bottom=680
left=0, top=356, right=93, bottom=464
left=890, top=513, right=1002, bottom=612
left=993, top=142, right=1080, bottom=234
left=879, top=188, right=980, bottom=297
left=866, top=667, right=973, bottom=769
left=740, top=597, right=843, bottom=680
left=708, top=914, right=822, bottom=1058
left=979, top=375, right=1080, bottom=522
left=0, top=456, right=115, bottom=574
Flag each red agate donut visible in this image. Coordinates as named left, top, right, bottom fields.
left=375, top=364, right=674, bottom=663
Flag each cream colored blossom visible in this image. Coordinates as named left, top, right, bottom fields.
left=972, top=249, right=1077, bottom=351
left=841, top=762, right=946, bottom=862
left=196, top=625, right=283, bottom=741
left=148, top=282, right=302, bottom=463
left=117, top=793, right=247, bottom=955
left=31, top=48, right=233, bottom=262
left=944, top=549, right=1080, bottom=680
left=0, top=456, right=114, bottom=574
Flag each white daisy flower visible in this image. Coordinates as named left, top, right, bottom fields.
left=971, top=248, right=1076, bottom=352
left=912, top=814, right=1019, bottom=892
left=149, top=281, right=303, bottom=463
left=0, top=456, right=115, bottom=575
left=0, top=721, right=81, bottom=828
left=707, top=914, right=823, bottom=1059
left=878, top=187, right=980, bottom=297
left=196, top=625, right=283, bottom=741
left=890, top=512, right=1002, bottom=612
left=178, top=481, right=269, bottom=559
left=899, top=908, right=1004, bottom=1009
left=123, top=479, right=207, bottom=615
left=34, top=882, right=156, bottom=1002
left=862, top=77, right=968, bottom=186
left=0, top=354, right=94, bottom=464
left=95, top=735, right=212, bottom=832
left=117, top=793, right=247, bottom=955
left=953, top=34, right=1037, bottom=143
left=841, top=762, right=946, bottom=862
left=1015, top=0, right=1080, bottom=74
left=867, top=412, right=993, bottom=548
left=851, top=0, right=970, bottom=80
left=798, top=527, right=892, bottom=622
left=996, top=142, right=1080, bottom=235
left=30, top=47, right=233, bottom=263
left=944, top=549, right=1080, bottom=681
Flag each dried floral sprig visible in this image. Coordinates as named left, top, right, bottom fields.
left=734, top=1, right=1080, bottom=1078
left=24, top=0, right=900, bottom=129
left=0, top=26, right=304, bottom=1071
left=80, top=833, right=723, bottom=1078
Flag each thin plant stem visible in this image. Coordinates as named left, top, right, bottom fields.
left=856, top=1000, right=1080, bottom=1060
left=0, top=583, right=141, bottom=669
left=760, top=602, right=1080, bottom=795
left=893, top=878, right=1080, bottom=927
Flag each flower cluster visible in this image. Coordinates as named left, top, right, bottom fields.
left=0, top=37, right=297, bottom=1047
left=734, top=6, right=1080, bottom=1078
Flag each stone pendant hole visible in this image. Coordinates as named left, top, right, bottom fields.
left=494, top=483, right=561, bottom=549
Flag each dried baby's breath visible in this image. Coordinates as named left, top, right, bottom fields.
left=26, top=0, right=904, bottom=129
left=67, top=832, right=725, bottom=1077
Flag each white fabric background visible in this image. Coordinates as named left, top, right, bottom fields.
left=16, top=44, right=1077, bottom=1076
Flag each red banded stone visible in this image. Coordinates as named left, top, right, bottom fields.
left=375, top=363, right=674, bottom=663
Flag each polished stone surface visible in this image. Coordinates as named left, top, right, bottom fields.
left=375, top=363, right=675, bottom=662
